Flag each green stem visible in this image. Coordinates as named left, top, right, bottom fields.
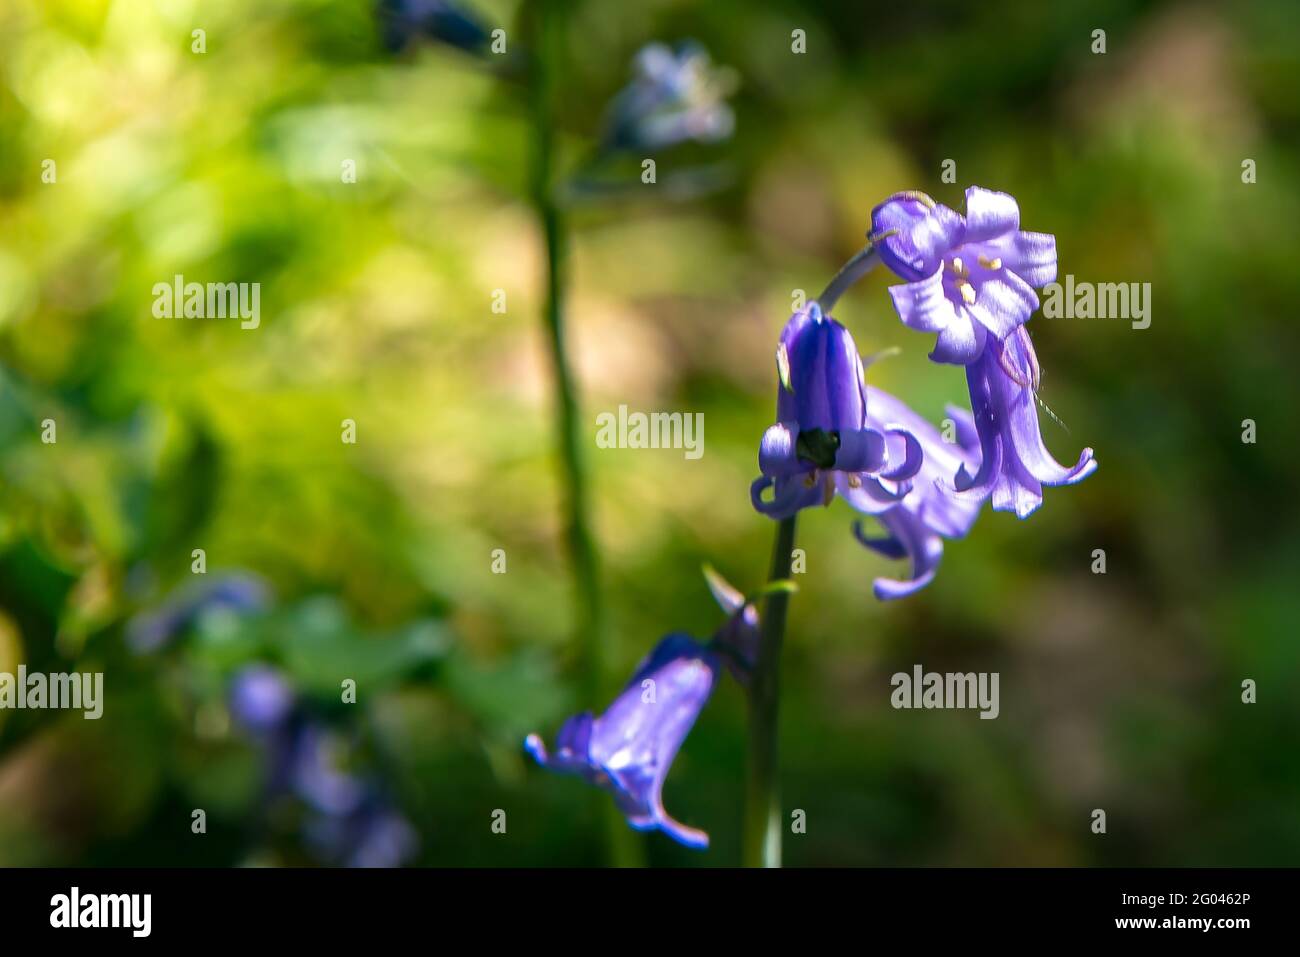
left=525, top=0, right=641, bottom=868
left=743, top=514, right=797, bottom=867
left=740, top=243, right=880, bottom=867
left=817, top=245, right=879, bottom=313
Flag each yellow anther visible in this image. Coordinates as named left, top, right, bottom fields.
left=951, top=256, right=964, bottom=274
left=804, top=472, right=818, bottom=488
left=847, top=474, right=862, bottom=488
left=959, top=282, right=977, bottom=305
left=977, top=255, right=1003, bottom=270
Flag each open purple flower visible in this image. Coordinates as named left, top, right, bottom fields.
left=526, top=634, right=719, bottom=849
left=751, top=302, right=921, bottom=520
left=873, top=186, right=1097, bottom=516
left=871, top=186, right=1058, bottom=365
left=853, top=387, right=984, bottom=599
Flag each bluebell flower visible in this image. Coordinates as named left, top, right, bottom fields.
left=872, top=187, right=1097, bottom=517
left=525, top=574, right=760, bottom=849
left=128, top=573, right=269, bottom=654
left=526, top=634, right=720, bottom=848
left=602, top=41, right=736, bottom=152
left=952, top=329, right=1097, bottom=517
left=871, top=187, right=1057, bottom=365
left=853, top=387, right=984, bottom=599
left=751, top=302, right=922, bottom=521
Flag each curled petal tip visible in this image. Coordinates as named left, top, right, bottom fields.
left=872, top=570, right=937, bottom=601
left=880, top=427, right=923, bottom=481
left=852, top=520, right=907, bottom=560
left=650, top=813, right=711, bottom=850
left=523, top=734, right=548, bottom=766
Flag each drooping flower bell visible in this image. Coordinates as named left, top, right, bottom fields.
left=953, top=325, right=1097, bottom=517
left=525, top=634, right=719, bottom=849
left=872, top=186, right=1096, bottom=517
left=871, top=186, right=1058, bottom=365
left=525, top=573, right=759, bottom=849
left=854, top=387, right=984, bottom=599
left=751, top=302, right=921, bottom=521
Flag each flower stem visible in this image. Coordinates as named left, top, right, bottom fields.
left=743, top=514, right=797, bottom=867
left=525, top=0, right=641, bottom=869
left=818, top=245, right=880, bottom=312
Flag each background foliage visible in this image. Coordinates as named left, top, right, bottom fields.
left=1, top=0, right=1298, bottom=866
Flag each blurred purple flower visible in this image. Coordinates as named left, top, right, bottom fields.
left=288, top=724, right=368, bottom=816
left=306, top=793, right=419, bottom=869
left=128, top=573, right=270, bottom=654
left=602, top=41, right=736, bottom=152
left=526, top=634, right=720, bottom=849
left=871, top=186, right=1057, bottom=365
left=228, top=664, right=295, bottom=732
left=853, top=387, right=984, bottom=599
left=228, top=665, right=416, bottom=867
left=751, top=302, right=921, bottom=521
left=379, top=0, right=490, bottom=54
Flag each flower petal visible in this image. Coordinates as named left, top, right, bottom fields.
left=871, top=194, right=965, bottom=281
left=988, top=230, right=1057, bottom=288
left=834, top=427, right=887, bottom=473
left=751, top=474, right=822, bottom=519
left=837, top=474, right=911, bottom=514
left=880, top=427, right=923, bottom=481
left=963, top=187, right=1020, bottom=243
left=590, top=637, right=718, bottom=849
left=943, top=403, right=980, bottom=452
left=951, top=434, right=1003, bottom=501
left=854, top=511, right=944, bottom=601
left=887, top=269, right=957, bottom=333
left=968, top=272, right=1039, bottom=338
left=996, top=335, right=1098, bottom=488
left=929, top=315, right=987, bottom=365
left=758, top=422, right=802, bottom=477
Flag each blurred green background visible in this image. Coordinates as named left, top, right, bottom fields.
left=1, top=0, right=1298, bottom=866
